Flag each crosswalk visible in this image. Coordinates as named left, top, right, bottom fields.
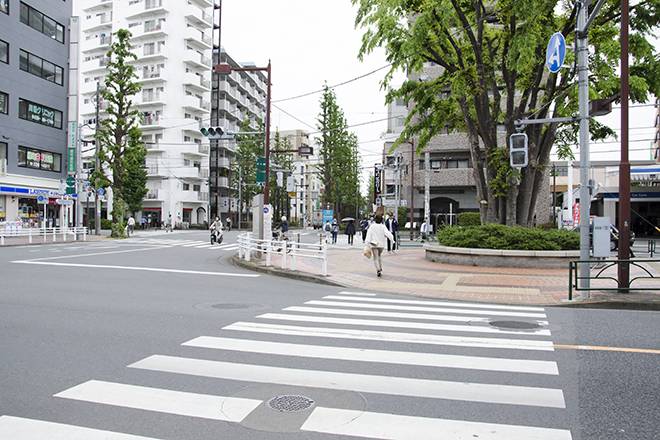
left=0, top=292, right=572, bottom=439
left=125, top=237, right=239, bottom=251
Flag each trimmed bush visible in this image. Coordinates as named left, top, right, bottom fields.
left=458, top=212, right=481, bottom=227
left=436, top=223, right=579, bottom=251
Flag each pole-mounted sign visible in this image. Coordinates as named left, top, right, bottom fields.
left=546, top=32, right=566, bottom=73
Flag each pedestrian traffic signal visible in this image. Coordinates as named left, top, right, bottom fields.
left=509, top=133, right=529, bottom=168
left=277, top=172, right=283, bottom=187
left=200, top=127, right=233, bottom=140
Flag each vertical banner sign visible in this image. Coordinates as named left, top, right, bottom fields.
left=68, top=121, right=76, bottom=174
left=374, top=164, right=381, bottom=202
left=573, top=202, right=580, bottom=227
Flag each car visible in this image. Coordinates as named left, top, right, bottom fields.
left=572, top=224, right=635, bottom=251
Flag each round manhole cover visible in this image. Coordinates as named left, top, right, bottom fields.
left=489, top=320, right=542, bottom=330
left=211, top=303, right=258, bottom=310
left=266, top=395, right=315, bottom=413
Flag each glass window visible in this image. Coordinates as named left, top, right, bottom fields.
left=20, top=2, right=28, bottom=24
left=17, top=146, right=60, bottom=172
left=447, top=160, right=469, bottom=169
left=0, top=91, right=7, bottom=114
left=183, top=183, right=190, bottom=191
left=0, top=40, right=7, bottom=64
left=42, top=60, right=56, bottom=82
left=29, top=8, right=43, bottom=32
left=54, top=65, right=63, bottom=85
left=43, top=16, right=57, bottom=40
left=28, top=53, right=42, bottom=77
left=19, top=50, right=64, bottom=85
left=1, top=0, right=8, bottom=14
left=19, top=2, right=65, bottom=44
left=1, top=142, right=7, bottom=160
left=19, top=50, right=28, bottom=70
left=18, top=98, right=63, bottom=129
left=430, top=160, right=442, bottom=170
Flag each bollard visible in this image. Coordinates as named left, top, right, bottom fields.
left=649, top=239, right=655, bottom=257
left=291, top=242, right=296, bottom=271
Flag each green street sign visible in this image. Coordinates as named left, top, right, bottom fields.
left=66, top=187, right=76, bottom=195
left=66, top=176, right=76, bottom=187
left=256, top=171, right=265, bottom=183
left=256, top=157, right=266, bottom=171
left=67, top=148, right=76, bottom=173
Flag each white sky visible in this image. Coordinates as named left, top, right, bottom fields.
left=220, top=0, right=658, bottom=182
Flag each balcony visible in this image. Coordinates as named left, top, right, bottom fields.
left=130, top=43, right=168, bottom=62
left=82, top=13, right=113, bottom=32
left=210, top=176, right=229, bottom=188
left=81, top=34, right=112, bottom=54
left=198, top=192, right=209, bottom=202
left=184, top=5, right=212, bottom=29
left=144, top=142, right=165, bottom=152
left=182, top=95, right=210, bottom=113
left=82, top=0, right=113, bottom=13
left=140, top=67, right=167, bottom=84
left=130, top=20, right=169, bottom=40
left=183, top=72, right=211, bottom=93
left=136, top=91, right=167, bottom=107
left=180, top=142, right=208, bottom=157
left=125, top=0, right=168, bottom=20
left=183, top=27, right=212, bottom=50
left=211, top=157, right=230, bottom=169
left=183, top=50, right=212, bottom=70
left=145, top=189, right=161, bottom=200
left=145, top=164, right=160, bottom=176
left=189, top=0, right=212, bottom=8
left=81, top=56, right=110, bottom=74
left=178, top=166, right=206, bottom=179
left=140, top=113, right=166, bottom=130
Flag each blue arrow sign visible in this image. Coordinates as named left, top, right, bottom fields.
left=546, top=33, right=566, bottom=73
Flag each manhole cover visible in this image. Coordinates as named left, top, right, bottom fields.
left=211, top=303, right=257, bottom=310
left=489, top=320, right=542, bottom=330
left=266, top=395, right=315, bottom=413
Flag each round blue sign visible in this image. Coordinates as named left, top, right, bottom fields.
left=263, top=207, right=269, bottom=214
left=546, top=33, right=566, bottom=73
left=98, top=188, right=105, bottom=196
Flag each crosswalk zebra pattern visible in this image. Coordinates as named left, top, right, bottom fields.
left=0, top=292, right=572, bottom=439
left=126, top=237, right=239, bottom=251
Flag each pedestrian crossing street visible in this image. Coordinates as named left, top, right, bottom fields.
left=0, top=292, right=573, bottom=439
left=126, top=238, right=239, bottom=251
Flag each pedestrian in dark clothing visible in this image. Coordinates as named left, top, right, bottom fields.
left=345, top=220, right=356, bottom=245
left=360, top=218, right=369, bottom=243
left=385, top=213, right=398, bottom=253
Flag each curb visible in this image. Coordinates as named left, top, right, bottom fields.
left=230, top=255, right=343, bottom=287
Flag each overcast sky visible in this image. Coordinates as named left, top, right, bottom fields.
left=220, top=0, right=658, bottom=178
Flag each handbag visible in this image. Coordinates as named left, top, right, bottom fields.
left=363, top=243, right=372, bottom=259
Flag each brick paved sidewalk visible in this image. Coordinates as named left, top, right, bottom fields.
left=238, top=246, right=660, bottom=307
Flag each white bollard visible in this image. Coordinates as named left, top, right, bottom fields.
left=291, top=243, right=296, bottom=271
left=321, top=243, right=327, bottom=276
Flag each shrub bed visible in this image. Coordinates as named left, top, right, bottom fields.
left=436, top=223, right=579, bottom=251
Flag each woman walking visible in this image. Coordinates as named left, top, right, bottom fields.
left=345, top=220, right=356, bottom=245
left=364, top=214, right=393, bottom=277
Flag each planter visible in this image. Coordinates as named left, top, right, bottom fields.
left=424, top=243, right=579, bottom=269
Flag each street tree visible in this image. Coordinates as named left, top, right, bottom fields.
left=269, top=131, right=294, bottom=221
left=353, top=0, right=660, bottom=226
left=316, top=85, right=362, bottom=221
left=234, top=119, right=265, bottom=218
left=92, top=28, right=144, bottom=237
left=123, top=144, right=148, bottom=216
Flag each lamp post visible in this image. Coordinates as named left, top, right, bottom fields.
left=214, top=61, right=272, bottom=204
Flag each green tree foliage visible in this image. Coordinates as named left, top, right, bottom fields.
left=123, top=144, right=148, bottom=215
left=92, top=29, right=144, bottom=238
left=353, top=0, right=660, bottom=226
left=269, top=131, right=295, bottom=220
left=234, top=119, right=265, bottom=215
left=316, top=85, right=362, bottom=220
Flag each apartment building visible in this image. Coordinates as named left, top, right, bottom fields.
left=75, top=0, right=214, bottom=227
left=0, top=0, right=73, bottom=226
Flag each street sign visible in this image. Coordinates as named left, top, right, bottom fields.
left=546, top=32, right=566, bottom=73
left=98, top=188, right=105, bottom=196
left=37, top=195, right=48, bottom=204
left=66, top=176, right=76, bottom=186
left=56, top=199, right=74, bottom=205
left=256, top=171, right=265, bottom=182
left=256, top=157, right=266, bottom=171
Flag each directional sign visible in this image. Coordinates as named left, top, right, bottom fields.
left=56, top=199, right=74, bottom=205
left=66, top=176, right=76, bottom=187
left=37, top=195, right=48, bottom=204
left=98, top=188, right=105, bottom=196
left=546, top=32, right=566, bottom=73
left=256, top=157, right=266, bottom=171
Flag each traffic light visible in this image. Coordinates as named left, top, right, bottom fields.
left=509, top=133, right=528, bottom=168
left=200, top=127, right=233, bottom=140
left=286, top=176, right=295, bottom=192
left=276, top=172, right=283, bottom=187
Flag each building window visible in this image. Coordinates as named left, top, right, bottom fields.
left=18, top=146, right=61, bottom=172
left=1, top=0, right=8, bottom=14
left=0, top=39, right=7, bottom=64
left=19, top=50, right=64, bottom=85
left=20, top=2, right=65, bottom=43
left=447, top=160, right=468, bottom=169
left=18, top=98, right=63, bottom=129
left=193, top=184, right=201, bottom=192
left=0, top=91, right=7, bottom=114
left=182, top=183, right=190, bottom=191
left=430, top=160, right=442, bottom=170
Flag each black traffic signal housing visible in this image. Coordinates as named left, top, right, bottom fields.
left=200, top=127, right=233, bottom=140
left=509, top=133, right=528, bottom=168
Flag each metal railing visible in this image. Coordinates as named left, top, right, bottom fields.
left=569, top=259, right=660, bottom=299
left=237, top=232, right=327, bottom=276
left=1, top=227, right=88, bottom=245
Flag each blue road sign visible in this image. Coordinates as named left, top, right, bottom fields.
left=546, top=33, right=566, bottom=73
left=98, top=188, right=105, bottom=196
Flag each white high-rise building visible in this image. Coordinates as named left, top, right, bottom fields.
left=75, top=0, right=215, bottom=227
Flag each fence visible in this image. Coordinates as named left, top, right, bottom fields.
left=237, top=232, right=327, bottom=276
left=568, top=259, right=660, bottom=299
left=0, top=227, right=89, bottom=245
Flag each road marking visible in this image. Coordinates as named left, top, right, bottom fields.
left=11, top=245, right=172, bottom=262
left=257, top=313, right=552, bottom=336
left=129, top=355, right=565, bottom=408
left=301, top=407, right=573, bottom=440
left=554, top=344, right=660, bottom=354
left=336, top=291, right=378, bottom=296
left=11, top=261, right=259, bottom=277
left=223, top=322, right=555, bottom=351
left=322, top=295, right=547, bottom=312
left=184, top=336, right=559, bottom=375
left=307, top=300, right=547, bottom=319
left=55, top=380, right=261, bottom=422
left=284, top=306, right=549, bottom=325
left=0, top=415, right=161, bottom=439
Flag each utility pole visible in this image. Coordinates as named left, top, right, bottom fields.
left=618, top=0, right=631, bottom=291
left=94, top=82, right=101, bottom=236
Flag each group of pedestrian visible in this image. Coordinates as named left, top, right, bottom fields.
left=361, top=213, right=399, bottom=277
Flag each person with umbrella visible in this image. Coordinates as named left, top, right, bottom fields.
left=345, top=219, right=356, bottom=245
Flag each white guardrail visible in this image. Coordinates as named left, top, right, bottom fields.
left=0, top=226, right=89, bottom=245
left=237, top=232, right=327, bottom=276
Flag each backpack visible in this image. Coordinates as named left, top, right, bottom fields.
left=324, top=223, right=331, bottom=231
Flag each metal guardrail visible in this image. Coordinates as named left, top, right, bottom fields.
left=237, top=232, right=327, bottom=276
left=0, top=227, right=89, bottom=245
left=569, top=259, right=660, bottom=299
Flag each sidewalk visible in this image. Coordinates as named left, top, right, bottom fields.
left=233, top=241, right=660, bottom=309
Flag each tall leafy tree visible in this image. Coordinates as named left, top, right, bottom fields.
left=92, top=28, right=144, bottom=237
left=234, top=119, right=265, bottom=217
left=354, top=0, right=660, bottom=226
left=123, top=145, right=148, bottom=216
left=269, top=131, right=295, bottom=221
left=316, top=85, right=362, bottom=221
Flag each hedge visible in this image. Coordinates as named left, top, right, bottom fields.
left=436, top=223, right=579, bottom=251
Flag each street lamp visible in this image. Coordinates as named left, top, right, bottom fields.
left=214, top=61, right=272, bottom=204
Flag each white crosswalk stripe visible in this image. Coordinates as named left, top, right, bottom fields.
left=14, top=290, right=571, bottom=439
left=120, top=237, right=238, bottom=251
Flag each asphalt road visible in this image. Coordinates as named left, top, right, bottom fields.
left=0, top=229, right=658, bottom=439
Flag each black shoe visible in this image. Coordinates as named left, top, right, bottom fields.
left=377, top=270, right=382, bottom=277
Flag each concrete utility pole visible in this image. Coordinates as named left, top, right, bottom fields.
left=94, top=82, right=101, bottom=236
left=618, top=0, right=631, bottom=291
left=424, top=150, right=430, bottom=234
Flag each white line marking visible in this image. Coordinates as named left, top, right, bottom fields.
left=322, top=295, right=547, bottom=312
left=0, top=415, right=161, bottom=439
left=55, top=380, right=261, bottom=422
left=10, top=245, right=173, bottom=262
left=301, top=407, right=573, bottom=440
left=307, top=300, right=547, bottom=319
left=284, top=306, right=549, bottom=326
left=257, top=313, right=552, bottom=336
left=129, top=355, right=565, bottom=408
left=336, top=291, right=378, bottom=296
left=183, top=336, right=559, bottom=375
left=11, top=261, right=259, bottom=277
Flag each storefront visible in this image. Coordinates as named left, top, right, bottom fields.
left=0, top=184, right=72, bottom=227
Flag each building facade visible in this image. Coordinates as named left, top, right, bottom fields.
left=0, top=0, right=73, bottom=226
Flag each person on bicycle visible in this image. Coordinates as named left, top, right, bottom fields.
left=209, top=216, right=223, bottom=243
left=275, top=216, right=289, bottom=241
